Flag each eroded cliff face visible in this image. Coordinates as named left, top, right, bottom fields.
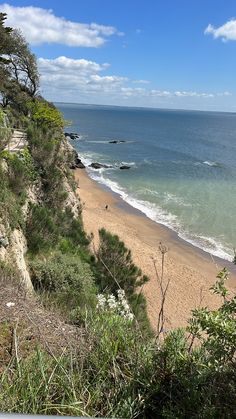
left=0, top=136, right=80, bottom=292
left=60, top=138, right=81, bottom=218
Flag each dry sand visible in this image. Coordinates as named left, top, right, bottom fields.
left=75, top=168, right=236, bottom=331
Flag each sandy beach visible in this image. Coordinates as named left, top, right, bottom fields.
left=75, top=168, right=236, bottom=331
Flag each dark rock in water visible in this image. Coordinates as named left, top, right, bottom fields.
left=89, top=162, right=111, bottom=169
left=75, top=156, right=85, bottom=169
left=70, top=152, right=85, bottom=169
left=120, top=165, right=131, bottom=170
left=109, top=140, right=126, bottom=144
left=64, top=132, right=80, bottom=140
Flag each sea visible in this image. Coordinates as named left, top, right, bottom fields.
left=57, top=103, right=236, bottom=262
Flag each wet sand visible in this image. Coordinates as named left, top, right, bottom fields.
left=75, top=168, right=236, bottom=331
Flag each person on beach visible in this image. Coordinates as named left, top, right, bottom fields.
left=105, top=204, right=108, bottom=210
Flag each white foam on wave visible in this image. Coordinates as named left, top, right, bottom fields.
left=203, top=160, right=220, bottom=167
left=120, top=161, right=137, bottom=167
left=164, top=192, right=192, bottom=207
left=178, top=233, right=232, bottom=261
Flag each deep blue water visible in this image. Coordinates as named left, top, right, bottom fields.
left=57, top=103, right=236, bottom=261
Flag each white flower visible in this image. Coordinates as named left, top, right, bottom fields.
left=97, top=294, right=106, bottom=309
left=123, top=302, right=130, bottom=312
left=125, top=312, right=134, bottom=321
left=117, top=289, right=125, bottom=299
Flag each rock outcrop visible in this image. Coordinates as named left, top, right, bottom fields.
left=120, top=165, right=131, bottom=170
left=89, top=162, right=112, bottom=169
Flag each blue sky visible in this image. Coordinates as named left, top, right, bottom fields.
left=1, top=0, right=236, bottom=111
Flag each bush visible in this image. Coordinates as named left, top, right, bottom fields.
left=2, top=148, right=36, bottom=196
left=30, top=252, right=97, bottom=317
left=0, top=109, right=12, bottom=151
left=92, top=228, right=151, bottom=333
left=26, top=204, right=89, bottom=254
left=26, top=204, right=58, bottom=253
left=95, top=228, right=149, bottom=296
left=0, top=164, right=24, bottom=229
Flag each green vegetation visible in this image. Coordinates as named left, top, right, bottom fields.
left=0, top=275, right=236, bottom=417
left=1, top=12, right=236, bottom=418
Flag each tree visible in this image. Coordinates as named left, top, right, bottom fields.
left=6, top=30, right=39, bottom=97
left=0, top=15, right=39, bottom=110
left=95, top=228, right=149, bottom=296
left=0, top=13, right=13, bottom=55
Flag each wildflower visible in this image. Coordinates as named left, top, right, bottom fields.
left=107, top=294, right=117, bottom=309
left=125, top=312, right=134, bottom=321
left=117, top=289, right=125, bottom=299
left=97, top=294, right=106, bottom=309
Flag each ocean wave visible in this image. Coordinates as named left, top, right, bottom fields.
left=120, top=161, right=137, bottom=167
left=163, top=192, right=192, bottom=207
left=84, top=169, right=232, bottom=262
left=203, top=160, right=221, bottom=167
left=193, top=160, right=222, bottom=168
left=76, top=152, right=137, bottom=171
left=179, top=232, right=232, bottom=261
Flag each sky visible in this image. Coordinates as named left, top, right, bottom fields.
left=1, top=0, right=236, bottom=111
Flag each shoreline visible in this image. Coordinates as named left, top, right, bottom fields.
left=75, top=168, right=236, bottom=330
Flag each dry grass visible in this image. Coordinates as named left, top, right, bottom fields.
left=0, top=277, right=85, bottom=371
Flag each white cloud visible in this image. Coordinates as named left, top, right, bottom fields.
left=174, top=91, right=214, bottom=98
left=132, top=79, right=150, bottom=84
left=38, top=56, right=127, bottom=95
left=1, top=3, right=122, bottom=46
left=204, top=19, right=236, bottom=41
left=90, top=74, right=127, bottom=84
left=216, top=91, right=232, bottom=97
left=37, top=56, right=231, bottom=105
left=38, top=56, right=109, bottom=74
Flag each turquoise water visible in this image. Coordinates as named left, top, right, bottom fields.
left=58, top=103, right=236, bottom=261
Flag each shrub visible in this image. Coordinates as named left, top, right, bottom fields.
left=30, top=99, right=65, bottom=129
left=26, top=204, right=58, bottom=253
left=0, top=260, right=19, bottom=283
left=0, top=164, right=24, bottom=229
left=92, top=228, right=150, bottom=333
left=2, top=148, right=36, bottom=195
left=0, top=109, right=12, bottom=151
left=30, top=252, right=97, bottom=316
left=95, top=228, right=149, bottom=296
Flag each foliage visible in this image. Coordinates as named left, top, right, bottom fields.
left=0, top=163, right=24, bottom=229
left=0, top=21, right=38, bottom=110
left=0, top=260, right=19, bottom=283
left=0, top=13, right=13, bottom=56
left=95, top=228, right=149, bottom=296
left=30, top=252, right=96, bottom=315
left=0, top=109, right=12, bottom=150
left=2, top=148, right=37, bottom=195
left=26, top=204, right=89, bottom=254
left=6, top=30, right=39, bottom=97
left=188, top=268, right=236, bottom=366
left=92, top=228, right=151, bottom=334
left=30, top=99, right=64, bottom=129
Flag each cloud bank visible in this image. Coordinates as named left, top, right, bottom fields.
left=38, top=56, right=230, bottom=104
left=0, top=3, right=122, bottom=46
